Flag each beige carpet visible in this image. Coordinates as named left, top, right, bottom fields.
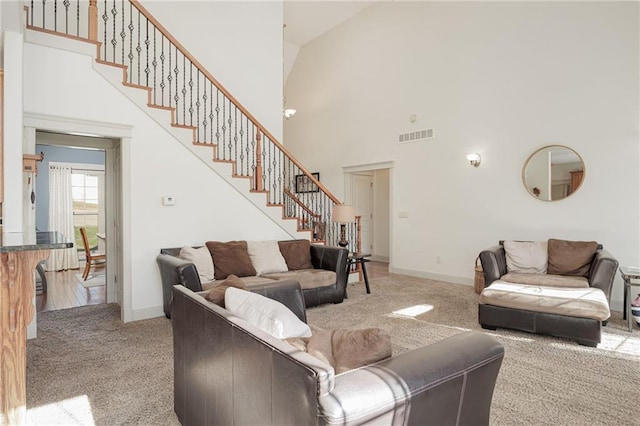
left=26, top=275, right=639, bottom=425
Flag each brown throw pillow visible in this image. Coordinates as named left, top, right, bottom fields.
left=547, top=238, right=598, bottom=277
left=204, top=274, right=247, bottom=307
left=305, top=328, right=392, bottom=374
left=278, top=240, right=313, bottom=270
left=206, top=240, right=256, bottom=280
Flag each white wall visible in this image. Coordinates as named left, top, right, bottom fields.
left=140, top=0, right=284, bottom=142
left=284, top=1, right=640, bottom=310
left=22, top=41, right=290, bottom=319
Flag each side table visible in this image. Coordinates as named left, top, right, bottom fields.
left=347, top=252, right=372, bottom=294
left=619, top=266, right=640, bottom=332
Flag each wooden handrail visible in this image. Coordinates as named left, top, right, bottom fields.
left=283, top=189, right=322, bottom=219
left=128, top=0, right=340, bottom=205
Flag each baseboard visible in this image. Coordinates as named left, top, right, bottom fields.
left=131, top=306, right=165, bottom=322
left=389, top=266, right=473, bottom=287
left=371, top=255, right=389, bottom=262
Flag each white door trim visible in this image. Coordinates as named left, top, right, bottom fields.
left=24, top=113, right=133, bottom=322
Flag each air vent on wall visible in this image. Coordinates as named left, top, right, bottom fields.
left=398, top=128, right=434, bottom=144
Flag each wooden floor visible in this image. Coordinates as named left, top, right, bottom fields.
left=36, top=267, right=106, bottom=313
left=365, top=260, right=390, bottom=279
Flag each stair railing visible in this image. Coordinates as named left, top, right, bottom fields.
left=25, top=0, right=360, bottom=252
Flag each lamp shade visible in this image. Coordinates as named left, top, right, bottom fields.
left=332, top=204, right=356, bottom=223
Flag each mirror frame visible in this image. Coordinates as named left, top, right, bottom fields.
left=522, top=144, right=585, bottom=202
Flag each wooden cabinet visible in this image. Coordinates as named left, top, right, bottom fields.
left=570, top=170, right=583, bottom=194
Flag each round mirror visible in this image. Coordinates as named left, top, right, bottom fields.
left=522, top=145, right=585, bottom=201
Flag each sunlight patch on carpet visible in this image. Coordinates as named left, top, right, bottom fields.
left=27, top=394, right=95, bottom=425
left=391, top=304, right=434, bottom=318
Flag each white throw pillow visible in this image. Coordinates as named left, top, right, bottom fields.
left=179, top=246, right=215, bottom=283
left=225, top=287, right=312, bottom=339
left=247, top=240, right=288, bottom=276
left=503, top=240, right=548, bottom=274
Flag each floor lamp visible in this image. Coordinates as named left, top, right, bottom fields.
left=332, top=204, right=356, bottom=248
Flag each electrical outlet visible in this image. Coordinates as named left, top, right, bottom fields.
left=162, top=195, right=176, bottom=206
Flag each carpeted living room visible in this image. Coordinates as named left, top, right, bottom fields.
left=1, top=0, right=638, bottom=425
left=25, top=275, right=640, bottom=424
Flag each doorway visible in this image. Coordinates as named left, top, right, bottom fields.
left=343, top=162, right=392, bottom=265
left=32, top=131, right=120, bottom=313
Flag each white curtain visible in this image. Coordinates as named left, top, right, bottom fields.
left=47, top=164, right=79, bottom=271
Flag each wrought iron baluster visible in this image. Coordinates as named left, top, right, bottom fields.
left=63, top=0, right=69, bottom=33
left=42, top=0, right=45, bottom=29
left=233, top=108, right=238, bottom=166
left=201, top=72, right=207, bottom=143
left=31, top=1, right=34, bottom=26
left=173, top=47, right=179, bottom=122
left=209, top=82, right=214, bottom=145
left=250, top=125, right=256, bottom=187
left=160, top=35, right=165, bottom=106
left=111, top=0, right=117, bottom=63
left=182, top=55, right=186, bottom=125
left=215, top=89, right=220, bottom=148
left=196, top=69, right=201, bottom=141
left=188, top=62, right=193, bottom=127
left=76, top=0, right=79, bottom=36
left=120, top=0, right=125, bottom=65
left=144, top=17, right=150, bottom=87
left=152, top=28, right=157, bottom=104
left=221, top=94, right=226, bottom=159
left=102, top=0, right=108, bottom=59
left=167, top=42, right=172, bottom=107
left=128, top=1, right=133, bottom=83
left=136, top=10, right=141, bottom=84
left=54, top=0, right=57, bottom=32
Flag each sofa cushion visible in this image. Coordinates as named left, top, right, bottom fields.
left=225, top=287, right=312, bottom=339
left=547, top=239, right=598, bottom=277
left=501, top=273, right=589, bottom=289
left=179, top=246, right=215, bottom=282
left=503, top=240, right=548, bottom=274
left=203, top=274, right=247, bottom=307
left=261, top=269, right=336, bottom=290
left=285, top=328, right=392, bottom=374
left=479, top=281, right=610, bottom=321
left=278, top=240, right=313, bottom=270
left=247, top=240, right=288, bottom=275
left=206, top=240, right=256, bottom=280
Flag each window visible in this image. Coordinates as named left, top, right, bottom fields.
left=71, top=171, right=103, bottom=255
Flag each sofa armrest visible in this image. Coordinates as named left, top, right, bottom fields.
left=588, top=249, right=618, bottom=303
left=479, top=245, right=507, bottom=287
left=157, top=252, right=204, bottom=318
left=310, top=245, right=348, bottom=284
left=320, top=331, right=504, bottom=425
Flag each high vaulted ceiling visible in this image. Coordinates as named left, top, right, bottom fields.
left=283, top=1, right=376, bottom=47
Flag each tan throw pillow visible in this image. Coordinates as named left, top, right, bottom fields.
left=179, top=246, right=215, bottom=282
left=503, top=240, right=548, bottom=274
left=206, top=240, right=256, bottom=280
left=278, top=240, right=313, bottom=270
left=204, top=274, right=247, bottom=307
left=547, top=238, right=598, bottom=277
left=305, top=328, right=392, bottom=374
left=247, top=240, right=289, bottom=276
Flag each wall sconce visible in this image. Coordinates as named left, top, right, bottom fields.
left=466, top=153, right=481, bottom=167
left=283, top=108, right=297, bottom=120
left=332, top=204, right=356, bottom=248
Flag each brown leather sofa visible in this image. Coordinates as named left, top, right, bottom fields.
left=157, top=242, right=348, bottom=318
left=478, top=241, right=618, bottom=346
left=172, top=282, right=505, bottom=425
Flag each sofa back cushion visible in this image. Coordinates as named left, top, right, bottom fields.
left=206, top=240, right=256, bottom=280
left=247, top=240, right=289, bottom=276
left=278, top=240, right=313, bottom=270
left=503, top=240, right=548, bottom=274
left=547, top=239, right=598, bottom=277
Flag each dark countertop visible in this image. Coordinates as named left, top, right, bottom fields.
left=0, top=231, right=74, bottom=253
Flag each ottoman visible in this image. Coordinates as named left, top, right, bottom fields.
left=479, top=281, right=611, bottom=347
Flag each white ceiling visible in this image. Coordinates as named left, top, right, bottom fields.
left=283, top=1, right=376, bottom=47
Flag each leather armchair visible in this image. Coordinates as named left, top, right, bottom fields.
left=172, top=283, right=505, bottom=425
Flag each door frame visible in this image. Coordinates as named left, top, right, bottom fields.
left=343, top=161, right=394, bottom=264
left=24, top=113, right=132, bottom=322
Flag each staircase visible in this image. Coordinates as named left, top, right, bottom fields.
left=24, top=0, right=360, bottom=251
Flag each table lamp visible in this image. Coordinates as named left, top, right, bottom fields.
left=332, top=204, right=356, bottom=248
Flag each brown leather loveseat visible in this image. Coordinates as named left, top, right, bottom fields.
left=171, top=281, right=505, bottom=425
